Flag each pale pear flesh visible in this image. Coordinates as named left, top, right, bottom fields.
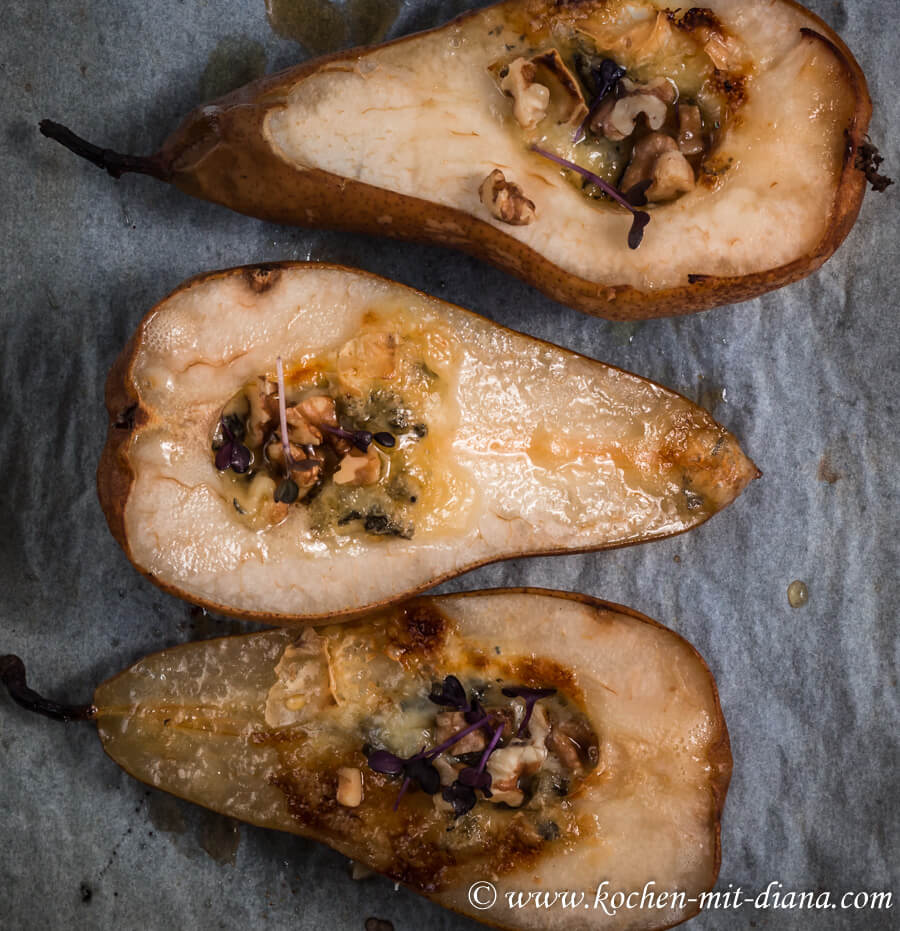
left=265, top=0, right=861, bottom=293
left=102, top=264, right=759, bottom=621
left=94, top=590, right=732, bottom=931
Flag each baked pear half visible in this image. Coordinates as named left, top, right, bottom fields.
left=0, top=590, right=733, bottom=930
left=41, top=0, right=880, bottom=319
left=99, top=263, right=758, bottom=622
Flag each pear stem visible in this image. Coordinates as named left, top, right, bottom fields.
left=39, top=119, right=168, bottom=180
left=0, top=655, right=96, bottom=722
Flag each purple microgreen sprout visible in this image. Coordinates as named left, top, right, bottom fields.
left=391, top=756, right=441, bottom=809
left=367, top=750, right=405, bottom=775
left=321, top=424, right=371, bottom=452
left=214, top=418, right=251, bottom=474
left=623, top=178, right=652, bottom=207
left=463, top=697, right=487, bottom=724
left=428, top=675, right=468, bottom=710
left=458, top=723, right=504, bottom=798
left=429, top=675, right=486, bottom=723
left=274, top=478, right=299, bottom=504
left=425, top=715, right=496, bottom=759
left=322, top=424, right=396, bottom=453
left=393, top=776, right=413, bottom=810
left=573, top=58, right=626, bottom=144
left=404, top=757, right=441, bottom=794
left=441, top=781, right=477, bottom=817
left=367, top=747, right=441, bottom=810
left=531, top=146, right=651, bottom=249
left=366, top=713, right=497, bottom=811
left=501, top=686, right=557, bottom=738
left=275, top=356, right=293, bottom=471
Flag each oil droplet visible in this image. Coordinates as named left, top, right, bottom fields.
left=199, top=36, right=267, bottom=101
left=787, top=580, right=809, bottom=608
left=610, top=321, right=643, bottom=345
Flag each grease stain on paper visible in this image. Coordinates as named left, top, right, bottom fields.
left=695, top=375, right=726, bottom=415
left=199, top=36, right=267, bottom=101
left=198, top=813, right=241, bottom=865
left=265, top=0, right=399, bottom=55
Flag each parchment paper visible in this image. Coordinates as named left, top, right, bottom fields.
left=0, top=1, right=896, bottom=929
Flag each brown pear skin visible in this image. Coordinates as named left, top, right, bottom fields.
left=97, top=262, right=760, bottom=624
left=39, top=0, right=880, bottom=320
left=0, top=589, right=733, bottom=931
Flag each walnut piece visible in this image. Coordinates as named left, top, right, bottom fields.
left=336, top=767, right=364, bottom=807
left=285, top=406, right=322, bottom=445
left=592, top=77, right=675, bottom=141
left=337, top=332, right=397, bottom=396
left=621, top=132, right=696, bottom=203
left=500, top=58, right=550, bottom=129
left=435, top=711, right=488, bottom=754
left=333, top=447, right=381, bottom=486
left=265, top=437, right=304, bottom=467
left=479, top=169, right=536, bottom=226
left=485, top=704, right=550, bottom=809
left=297, top=395, right=338, bottom=429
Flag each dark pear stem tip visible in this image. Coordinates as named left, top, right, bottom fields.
left=38, top=119, right=168, bottom=181
left=0, top=655, right=96, bottom=723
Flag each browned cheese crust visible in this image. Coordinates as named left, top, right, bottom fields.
left=93, top=589, right=732, bottom=930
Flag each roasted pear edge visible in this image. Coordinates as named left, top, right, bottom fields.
left=97, top=261, right=760, bottom=625
left=39, top=1, right=877, bottom=320
left=0, top=588, right=733, bottom=931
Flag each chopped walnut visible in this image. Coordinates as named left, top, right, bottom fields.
left=285, top=406, right=322, bottom=445
left=333, top=447, right=381, bottom=486
left=265, top=437, right=305, bottom=467
left=547, top=714, right=600, bottom=772
left=500, top=58, right=550, bottom=130
left=486, top=744, right=545, bottom=808
left=300, top=395, right=349, bottom=456
left=485, top=704, right=549, bottom=808
left=246, top=378, right=275, bottom=447
left=337, top=332, right=397, bottom=397
left=546, top=726, right=581, bottom=771
left=592, top=77, right=675, bottom=141
left=479, top=169, right=536, bottom=226
left=489, top=785, right=526, bottom=807
left=649, top=151, right=696, bottom=201
left=336, top=767, right=364, bottom=807
left=297, top=395, right=338, bottom=430
left=435, top=711, right=488, bottom=755
left=289, top=457, right=323, bottom=490
left=621, top=132, right=696, bottom=203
